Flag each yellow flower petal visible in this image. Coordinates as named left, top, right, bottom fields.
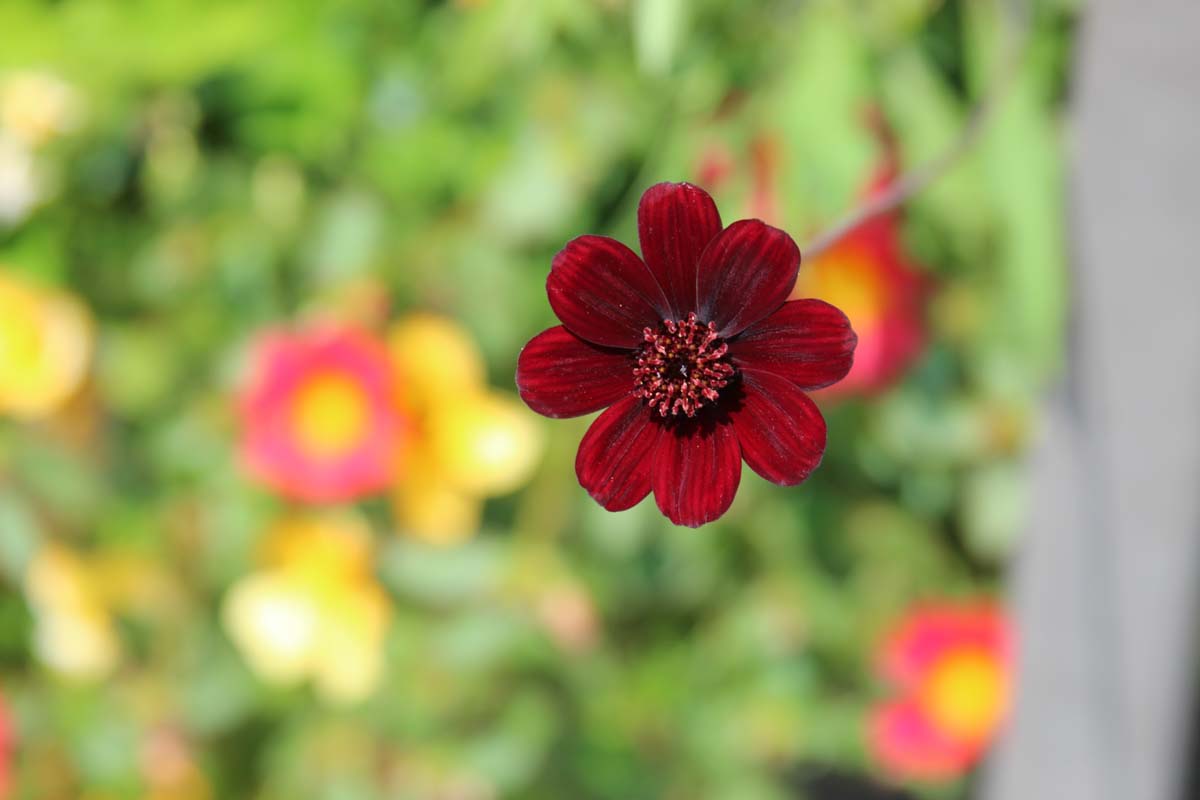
left=388, top=313, right=484, bottom=412
left=26, top=543, right=93, bottom=611
left=223, top=571, right=321, bottom=686
left=429, top=391, right=543, bottom=496
left=226, top=512, right=392, bottom=700
left=312, top=585, right=389, bottom=703
left=0, top=269, right=92, bottom=419
left=25, top=544, right=119, bottom=679
left=261, top=511, right=374, bottom=580
left=33, top=607, right=119, bottom=679
left=0, top=137, right=40, bottom=224
left=0, top=71, right=79, bottom=148
left=393, top=451, right=483, bottom=544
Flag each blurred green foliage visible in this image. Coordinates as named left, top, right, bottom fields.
left=0, top=0, right=1075, bottom=797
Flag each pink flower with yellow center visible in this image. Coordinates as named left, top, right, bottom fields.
left=869, top=602, right=1013, bottom=782
left=240, top=325, right=405, bottom=502
left=792, top=175, right=927, bottom=398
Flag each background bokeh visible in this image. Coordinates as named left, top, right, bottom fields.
left=0, top=0, right=1076, bottom=798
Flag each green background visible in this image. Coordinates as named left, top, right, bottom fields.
left=0, top=0, right=1076, bottom=797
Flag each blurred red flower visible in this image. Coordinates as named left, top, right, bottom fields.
left=869, top=602, right=1013, bottom=782
left=240, top=325, right=405, bottom=502
left=516, top=182, right=857, bottom=527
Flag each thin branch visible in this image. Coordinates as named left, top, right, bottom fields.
left=800, top=0, right=1032, bottom=261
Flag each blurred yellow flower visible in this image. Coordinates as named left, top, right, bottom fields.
left=222, top=512, right=391, bottom=704
left=0, top=136, right=41, bottom=225
left=389, top=313, right=484, bottom=409
left=388, top=314, right=543, bottom=544
left=0, top=269, right=92, bottom=418
left=25, top=544, right=120, bottom=680
left=24, top=543, right=172, bottom=682
left=0, top=71, right=79, bottom=148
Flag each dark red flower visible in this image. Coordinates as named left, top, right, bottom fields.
left=516, top=182, right=857, bottom=527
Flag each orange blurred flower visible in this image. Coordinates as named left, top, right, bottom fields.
left=0, top=268, right=91, bottom=418
left=792, top=200, right=926, bottom=397
left=240, top=324, right=406, bottom=503
left=868, top=602, right=1012, bottom=782
left=223, top=511, right=391, bottom=704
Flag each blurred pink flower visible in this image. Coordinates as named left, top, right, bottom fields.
left=240, top=325, right=405, bottom=502
left=0, top=691, right=12, bottom=799
left=869, top=602, right=1012, bottom=782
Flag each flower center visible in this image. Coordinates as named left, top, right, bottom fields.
left=633, top=313, right=735, bottom=418
left=289, top=371, right=370, bottom=458
left=918, top=648, right=1008, bottom=744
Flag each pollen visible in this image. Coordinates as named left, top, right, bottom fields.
left=633, top=313, right=735, bottom=418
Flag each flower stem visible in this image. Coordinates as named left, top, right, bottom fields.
left=800, top=0, right=1031, bottom=261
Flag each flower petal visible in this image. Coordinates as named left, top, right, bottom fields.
left=548, top=235, right=670, bottom=347
left=240, top=326, right=403, bottom=503
left=516, top=326, right=632, bottom=418
left=388, top=314, right=485, bottom=409
left=393, top=442, right=482, bottom=545
left=637, top=182, right=722, bottom=317
left=869, top=700, right=976, bottom=781
left=576, top=394, right=662, bottom=511
left=879, top=604, right=1012, bottom=689
left=697, top=219, right=801, bottom=337
left=730, top=370, right=826, bottom=486
left=652, top=417, right=741, bottom=527
left=727, top=300, right=857, bottom=390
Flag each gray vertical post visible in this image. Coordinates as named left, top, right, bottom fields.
left=983, top=1, right=1200, bottom=799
